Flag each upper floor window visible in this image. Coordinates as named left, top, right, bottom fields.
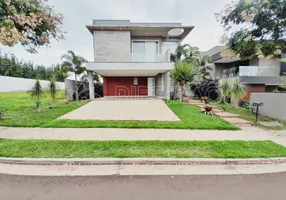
left=132, top=41, right=159, bottom=62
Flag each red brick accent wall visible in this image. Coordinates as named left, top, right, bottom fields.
left=103, top=77, right=148, bottom=96
left=243, top=84, right=266, bottom=100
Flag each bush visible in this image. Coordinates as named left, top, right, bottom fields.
left=190, top=79, right=219, bottom=100
left=240, top=101, right=250, bottom=110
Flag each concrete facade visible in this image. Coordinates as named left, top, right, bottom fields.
left=250, top=92, right=286, bottom=120
left=93, top=31, right=131, bottom=62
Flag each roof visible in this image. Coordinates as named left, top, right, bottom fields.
left=86, top=20, right=194, bottom=41
left=203, top=46, right=224, bottom=57
left=240, top=76, right=286, bottom=85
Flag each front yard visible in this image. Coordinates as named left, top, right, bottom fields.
left=210, top=101, right=286, bottom=130
left=0, top=92, right=238, bottom=130
left=0, top=139, right=286, bottom=158
left=0, top=91, right=88, bottom=127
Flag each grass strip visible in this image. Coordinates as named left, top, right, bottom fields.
left=1, top=139, right=285, bottom=158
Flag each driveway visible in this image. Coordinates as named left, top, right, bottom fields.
left=58, top=99, right=180, bottom=121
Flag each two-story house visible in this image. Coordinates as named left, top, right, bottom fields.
left=85, top=20, right=193, bottom=99
left=204, top=46, right=286, bottom=101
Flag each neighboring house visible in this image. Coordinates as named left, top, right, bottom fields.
left=204, top=46, right=286, bottom=101
left=85, top=20, right=194, bottom=99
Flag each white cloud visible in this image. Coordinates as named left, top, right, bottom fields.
left=0, top=0, right=232, bottom=66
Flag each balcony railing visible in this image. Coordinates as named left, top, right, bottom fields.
left=131, top=50, right=170, bottom=63
left=217, top=66, right=280, bottom=79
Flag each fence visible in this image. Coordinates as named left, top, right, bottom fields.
left=250, top=92, right=286, bottom=120
left=0, top=76, right=65, bottom=92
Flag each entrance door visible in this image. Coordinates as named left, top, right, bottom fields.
left=148, top=78, right=155, bottom=97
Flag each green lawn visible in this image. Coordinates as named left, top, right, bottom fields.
left=0, top=139, right=285, bottom=158
left=0, top=92, right=237, bottom=130
left=210, top=101, right=286, bottom=130
left=0, top=91, right=88, bottom=127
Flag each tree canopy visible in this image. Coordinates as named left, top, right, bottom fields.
left=0, top=52, right=68, bottom=81
left=172, top=44, right=212, bottom=80
left=0, top=0, right=64, bottom=53
left=216, top=0, right=286, bottom=59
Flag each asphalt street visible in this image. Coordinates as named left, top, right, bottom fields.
left=0, top=173, right=286, bottom=200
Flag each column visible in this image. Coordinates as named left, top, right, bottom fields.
left=87, top=70, right=95, bottom=100
left=164, top=71, right=171, bottom=100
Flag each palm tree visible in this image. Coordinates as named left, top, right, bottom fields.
left=30, top=79, right=43, bottom=112
left=170, top=61, right=202, bottom=100
left=193, top=54, right=212, bottom=80
left=61, top=51, right=87, bottom=101
left=49, top=77, right=57, bottom=107
left=52, top=64, right=69, bottom=82
left=231, top=78, right=247, bottom=108
left=219, top=80, right=231, bottom=103
left=171, top=44, right=192, bottom=61
left=80, top=71, right=100, bottom=83
left=183, top=46, right=201, bottom=63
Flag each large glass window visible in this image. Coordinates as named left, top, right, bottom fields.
left=132, top=41, right=159, bottom=62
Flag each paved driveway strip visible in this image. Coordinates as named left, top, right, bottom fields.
left=57, top=100, right=180, bottom=121
left=1, top=127, right=285, bottom=146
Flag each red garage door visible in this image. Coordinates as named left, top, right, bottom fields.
left=103, top=77, right=148, bottom=96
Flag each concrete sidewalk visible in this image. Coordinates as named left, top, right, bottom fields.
left=1, top=162, right=286, bottom=176
left=0, top=126, right=276, bottom=140
left=1, top=126, right=286, bottom=146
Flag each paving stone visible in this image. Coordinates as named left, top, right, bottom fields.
left=212, top=109, right=224, bottom=113
left=223, top=118, right=252, bottom=125
left=215, top=112, right=240, bottom=118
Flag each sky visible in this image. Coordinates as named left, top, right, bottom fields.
left=0, top=0, right=232, bottom=66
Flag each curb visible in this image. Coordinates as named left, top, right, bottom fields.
left=1, top=157, right=286, bottom=166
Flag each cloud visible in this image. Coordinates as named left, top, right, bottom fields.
left=0, top=0, right=232, bottom=66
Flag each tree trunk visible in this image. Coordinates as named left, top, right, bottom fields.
left=52, top=99, right=57, bottom=107
left=180, top=85, right=184, bottom=105
left=37, top=98, right=41, bottom=112
left=75, top=73, right=79, bottom=101
left=234, top=98, right=238, bottom=109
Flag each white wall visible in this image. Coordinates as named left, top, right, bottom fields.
left=250, top=92, right=286, bottom=120
left=0, top=76, right=65, bottom=92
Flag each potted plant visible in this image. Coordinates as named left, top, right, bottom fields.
left=201, top=96, right=208, bottom=103
left=204, top=105, right=213, bottom=115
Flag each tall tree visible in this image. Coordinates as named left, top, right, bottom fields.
left=216, top=0, right=286, bottom=59
left=80, top=72, right=100, bottom=83
left=52, top=64, right=69, bottom=82
left=172, top=45, right=212, bottom=79
left=171, top=44, right=192, bottom=61
left=61, top=50, right=87, bottom=101
left=0, top=0, right=64, bottom=53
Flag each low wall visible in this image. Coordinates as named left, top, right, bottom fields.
left=250, top=92, right=286, bottom=120
left=0, top=76, right=65, bottom=92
